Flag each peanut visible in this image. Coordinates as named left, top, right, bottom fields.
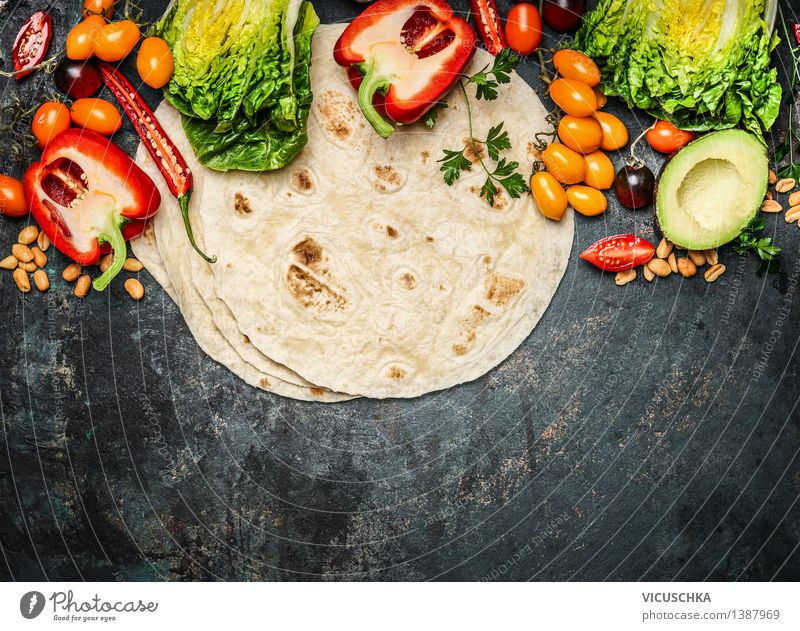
left=74, top=274, right=91, bottom=298
left=775, top=178, right=796, bottom=194
left=18, top=261, right=37, bottom=273
left=12, top=268, right=30, bottom=293
left=656, top=238, right=673, bottom=259
left=31, top=246, right=47, bottom=268
left=99, top=253, right=114, bottom=273
left=36, top=231, right=50, bottom=251
left=676, top=257, right=697, bottom=278
left=62, top=264, right=82, bottom=282
left=786, top=205, right=800, bottom=224
left=17, top=225, right=38, bottom=245
left=643, top=265, right=655, bottom=282
left=789, top=191, right=800, bottom=208
left=11, top=243, right=33, bottom=263
left=704, top=263, right=726, bottom=283
left=688, top=250, right=706, bottom=266
left=667, top=252, right=678, bottom=273
left=123, top=258, right=144, bottom=272
left=647, top=258, right=671, bottom=278
left=124, top=278, right=145, bottom=300
left=761, top=199, right=782, bottom=213
left=769, top=170, right=777, bottom=185
left=0, top=255, right=18, bottom=270
left=33, top=269, right=49, bottom=292
left=703, top=249, right=719, bottom=266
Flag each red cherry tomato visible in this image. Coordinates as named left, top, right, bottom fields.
left=12, top=12, right=52, bottom=79
left=32, top=102, right=71, bottom=149
left=646, top=120, right=697, bottom=154
left=580, top=234, right=655, bottom=272
left=543, top=0, right=586, bottom=32
left=505, top=4, right=543, bottom=56
left=0, top=175, right=27, bottom=217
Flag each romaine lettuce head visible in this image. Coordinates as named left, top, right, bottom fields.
left=574, top=0, right=781, bottom=139
left=153, top=0, right=319, bottom=171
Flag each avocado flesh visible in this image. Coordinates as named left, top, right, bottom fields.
left=656, top=129, right=768, bottom=250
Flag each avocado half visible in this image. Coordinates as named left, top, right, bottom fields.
left=656, top=129, right=768, bottom=250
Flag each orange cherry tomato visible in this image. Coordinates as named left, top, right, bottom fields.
left=567, top=185, right=608, bottom=217
left=549, top=78, right=597, bottom=117
left=0, top=175, right=27, bottom=217
left=136, top=37, right=174, bottom=89
left=70, top=98, right=122, bottom=136
left=646, top=120, right=697, bottom=154
left=593, top=86, right=607, bottom=109
left=557, top=115, right=603, bottom=154
left=93, top=19, right=140, bottom=62
left=505, top=4, right=543, bottom=56
left=82, top=0, right=115, bottom=18
left=553, top=50, right=601, bottom=87
left=66, top=16, right=105, bottom=60
left=542, top=142, right=585, bottom=185
left=583, top=151, right=615, bottom=190
left=530, top=171, right=568, bottom=221
left=32, top=101, right=71, bottom=148
left=594, top=111, right=629, bottom=151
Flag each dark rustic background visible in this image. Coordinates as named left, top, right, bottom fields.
left=1, top=0, right=799, bottom=581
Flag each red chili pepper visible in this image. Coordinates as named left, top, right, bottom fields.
left=579, top=234, right=655, bottom=272
left=11, top=12, right=52, bottom=79
left=97, top=61, right=215, bottom=263
left=334, top=0, right=476, bottom=138
left=470, top=0, right=507, bottom=55
left=23, top=129, right=161, bottom=291
left=793, top=23, right=800, bottom=47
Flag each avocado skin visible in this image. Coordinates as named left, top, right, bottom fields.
left=655, top=130, right=768, bottom=250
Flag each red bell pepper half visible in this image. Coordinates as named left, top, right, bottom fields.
left=24, top=129, right=161, bottom=291
left=334, top=0, right=477, bottom=138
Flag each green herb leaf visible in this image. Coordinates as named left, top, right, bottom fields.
left=481, top=177, right=499, bottom=206
left=733, top=216, right=782, bottom=274
left=484, top=123, right=511, bottom=161
left=468, top=48, right=521, bottom=101
left=422, top=102, right=448, bottom=130
left=438, top=149, right=472, bottom=186
left=496, top=171, right=529, bottom=199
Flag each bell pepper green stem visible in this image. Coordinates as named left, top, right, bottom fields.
left=179, top=192, right=216, bottom=264
left=93, top=214, right=128, bottom=292
left=357, top=61, right=395, bottom=139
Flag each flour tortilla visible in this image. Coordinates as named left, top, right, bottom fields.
left=138, top=24, right=573, bottom=399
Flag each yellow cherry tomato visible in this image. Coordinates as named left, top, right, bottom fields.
left=82, top=0, right=115, bottom=19
left=66, top=16, right=105, bottom=60
left=567, top=185, right=608, bottom=217
left=583, top=151, right=615, bottom=190
left=542, top=142, right=585, bottom=185
left=557, top=115, right=603, bottom=154
left=549, top=78, right=597, bottom=117
left=70, top=98, right=122, bottom=136
left=594, top=111, right=629, bottom=151
left=530, top=171, right=568, bottom=221
left=593, top=86, right=607, bottom=109
left=136, top=37, right=174, bottom=89
left=32, top=102, right=71, bottom=148
left=553, top=50, right=601, bottom=87
left=93, top=19, right=140, bottom=62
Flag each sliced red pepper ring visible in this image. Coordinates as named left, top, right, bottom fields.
left=23, top=129, right=161, bottom=291
left=334, top=0, right=477, bottom=138
left=10, top=11, right=52, bottom=79
left=97, top=61, right=215, bottom=263
left=579, top=234, right=655, bottom=272
left=470, top=0, right=507, bottom=56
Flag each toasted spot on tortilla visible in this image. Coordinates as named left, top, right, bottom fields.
left=486, top=273, right=525, bottom=307
left=373, top=164, right=404, bottom=193
left=400, top=273, right=417, bottom=290
left=309, top=387, right=325, bottom=397
left=483, top=255, right=492, bottom=266
left=318, top=90, right=358, bottom=141
left=259, top=377, right=271, bottom=388
left=243, top=335, right=250, bottom=344
left=387, top=366, right=407, bottom=380
left=453, top=306, right=492, bottom=356
left=292, top=168, right=314, bottom=193
left=453, top=343, right=467, bottom=356
left=426, top=236, right=434, bottom=243
left=293, top=237, right=323, bottom=268
left=421, top=151, right=430, bottom=163
left=234, top=192, right=252, bottom=214
left=386, top=225, right=398, bottom=238
left=287, top=265, right=347, bottom=312
left=464, top=139, right=486, bottom=163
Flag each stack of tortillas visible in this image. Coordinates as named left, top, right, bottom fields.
left=132, top=24, right=573, bottom=402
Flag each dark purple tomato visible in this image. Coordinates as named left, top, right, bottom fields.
left=543, top=0, right=586, bottom=32
left=614, top=164, right=655, bottom=210
left=54, top=58, right=102, bottom=99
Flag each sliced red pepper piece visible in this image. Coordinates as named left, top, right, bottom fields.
left=334, top=0, right=476, bottom=138
left=470, top=0, right=507, bottom=56
left=11, top=12, right=52, bottom=79
left=97, top=61, right=215, bottom=263
left=579, top=234, right=655, bottom=272
left=23, top=129, right=161, bottom=291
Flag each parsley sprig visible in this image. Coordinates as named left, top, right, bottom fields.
left=437, top=48, right=528, bottom=207
left=733, top=217, right=782, bottom=274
